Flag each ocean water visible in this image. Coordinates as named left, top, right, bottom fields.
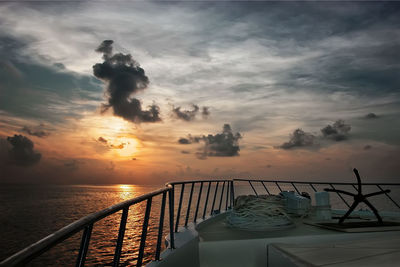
left=0, top=184, right=163, bottom=266
left=1, top=182, right=399, bottom=266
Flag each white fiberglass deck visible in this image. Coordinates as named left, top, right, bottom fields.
left=149, top=211, right=400, bottom=267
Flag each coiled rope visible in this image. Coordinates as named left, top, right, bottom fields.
left=226, top=195, right=295, bottom=231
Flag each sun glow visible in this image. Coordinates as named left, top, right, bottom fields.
left=115, top=137, right=139, bottom=157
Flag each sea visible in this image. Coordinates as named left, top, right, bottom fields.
left=1, top=182, right=399, bottom=266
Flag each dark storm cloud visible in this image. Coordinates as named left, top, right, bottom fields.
left=21, top=125, right=50, bottom=138
left=6, top=135, right=41, bottom=166
left=196, top=124, right=242, bottom=159
left=365, top=113, right=379, bottom=119
left=279, top=129, right=317, bottom=150
left=321, top=120, right=351, bottom=141
left=178, top=124, right=241, bottom=159
left=93, top=40, right=161, bottom=123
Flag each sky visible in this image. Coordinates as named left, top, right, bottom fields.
left=0, top=1, right=399, bottom=185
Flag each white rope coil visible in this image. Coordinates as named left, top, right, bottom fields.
left=226, top=195, right=295, bottom=231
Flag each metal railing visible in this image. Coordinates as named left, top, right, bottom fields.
left=234, top=179, right=400, bottom=210
left=1, top=178, right=399, bottom=267
left=169, top=180, right=234, bottom=232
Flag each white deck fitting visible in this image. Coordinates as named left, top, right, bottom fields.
left=149, top=211, right=400, bottom=267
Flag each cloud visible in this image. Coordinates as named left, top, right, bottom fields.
left=178, top=138, right=191, bottom=144
left=202, top=107, right=210, bottom=119
left=6, top=135, right=41, bottom=166
left=98, top=136, right=107, bottom=143
left=21, top=124, right=50, bottom=138
left=171, top=104, right=210, bottom=121
left=111, top=143, right=125, bottom=149
left=178, top=124, right=242, bottom=159
left=93, top=40, right=161, bottom=123
left=177, top=135, right=201, bottom=144
left=279, top=129, right=317, bottom=150
left=97, top=136, right=125, bottom=149
left=321, top=120, right=351, bottom=141
left=172, top=104, right=199, bottom=121
left=365, top=113, right=379, bottom=119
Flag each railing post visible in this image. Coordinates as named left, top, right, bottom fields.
left=275, top=182, right=283, bottom=192
left=225, top=181, right=229, bottom=211
left=175, top=184, right=184, bottom=232
left=210, top=182, right=219, bottom=215
left=377, top=185, right=400, bottom=210
left=194, top=182, right=203, bottom=223
left=185, top=183, right=195, bottom=227
left=218, top=181, right=226, bottom=211
left=155, top=192, right=167, bottom=261
left=249, top=181, right=258, bottom=196
left=309, top=183, right=317, bottom=192
left=113, top=208, right=129, bottom=267
left=76, top=223, right=93, bottom=267
left=261, top=181, right=270, bottom=195
left=137, top=198, right=152, bottom=267
left=202, top=182, right=212, bottom=219
left=231, top=180, right=235, bottom=208
left=168, top=187, right=175, bottom=249
left=291, top=182, right=301, bottom=195
left=330, top=184, right=350, bottom=208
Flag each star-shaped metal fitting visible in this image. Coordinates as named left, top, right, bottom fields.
left=324, top=168, right=390, bottom=224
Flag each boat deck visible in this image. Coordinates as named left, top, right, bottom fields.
left=196, top=213, right=400, bottom=267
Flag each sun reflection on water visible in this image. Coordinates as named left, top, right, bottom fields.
left=118, top=184, right=135, bottom=200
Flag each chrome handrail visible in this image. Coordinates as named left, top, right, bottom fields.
left=1, top=178, right=399, bottom=266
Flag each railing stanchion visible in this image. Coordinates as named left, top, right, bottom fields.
left=155, top=192, right=167, bottom=261
left=275, top=182, right=283, bottom=192
left=202, top=182, right=212, bottom=219
left=184, top=183, right=195, bottom=227
left=194, top=182, right=203, bottom=223
left=330, top=184, right=350, bottom=208
left=249, top=181, right=258, bottom=196
left=309, top=183, right=317, bottom=192
left=225, top=181, right=229, bottom=211
left=113, top=208, right=129, bottom=267
left=291, top=182, right=301, bottom=195
left=137, top=198, right=152, bottom=267
left=231, top=180, right=235, bottom=208
left=210, top=182, right=219, bottom=215
left=377, top=185, right=400, bottom=210
left=218, top=181, right=226, bottom=211
left=175, top=184, right=184, bottom=232
left=168, top=187, right=175, bottom=249
left=76, top=223, right=93, bottom=267
left=261, top=181, right=270, bottom=195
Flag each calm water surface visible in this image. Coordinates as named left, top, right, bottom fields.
left=0, top=184, right=163, bottom=266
